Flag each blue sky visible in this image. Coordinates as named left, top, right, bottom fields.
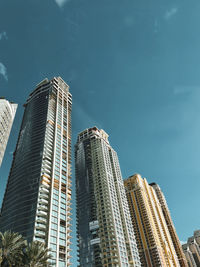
left=1, top=0, right=200, bottom=265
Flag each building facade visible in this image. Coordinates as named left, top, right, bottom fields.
left=150, top=183, right=188, bottom=267
left=75, top=127, right=141, bottom=267
left=0, top=98, right=17, bottom=167
left=182, top=244, right=198, bottom=267
left=0, top=77, right=72, bottom=266
left=182, top=230, right=200, bottom=267
left=124, top=174, right=181, bottom=267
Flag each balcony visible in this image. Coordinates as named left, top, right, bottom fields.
left=38, top=198, right=48, bottom=205
left=39, top=192, right=49, bottom=200
left=67, top=206, right=72, bottom=211
left=38, top=205, right=48, bottom=212
left=67, top=211, right=72, bottom=217
left=35, top=224, right=46, bottom=231
left=36, top=217, right=47, bottom=224
left=40, top=186, right=49, bottom=193
left=37, top=210, right=48, bottom=217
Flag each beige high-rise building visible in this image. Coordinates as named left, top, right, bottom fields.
left=194, top=231, right=200, bottom=247
left=124, top=174, right=181, bottom=267
left=182, top=230, right=200, bottom=267
left=182, top=244, right=197, bottom=267
left=0, top=98, right=17, bottom=166
left=150, top=183, right=188, bottom=267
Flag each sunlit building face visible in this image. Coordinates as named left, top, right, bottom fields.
left=0, top=98, right=17, bottom=166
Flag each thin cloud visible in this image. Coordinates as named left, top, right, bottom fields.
left=55, top=0, right=70, bottom=8
left=180, top=241, right=186, bottom=245
left=164, top=7, right=178, bottom=20
left=0, top=62, right=8, bottom=81
left=124, top=16, right=134, bottom=27
left=0, top=31, right=8, bottom=40
left=174, top=86, right=200, bottom=95
left=154, top=19, right=159, bottom=34
left=73, top=101, right=102, bottom=133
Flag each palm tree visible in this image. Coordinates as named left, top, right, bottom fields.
left=0, top=248, right=3, bottom=265
left=0, top=231, right=27, bottom=267
left=23, top=241, right=52, bottom=267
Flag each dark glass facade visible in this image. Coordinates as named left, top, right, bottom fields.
left=0, top=83, right=49, bottom=242
left=0, top=77, right=72, bottom=266
left=75, top=138, right=102, bottom=267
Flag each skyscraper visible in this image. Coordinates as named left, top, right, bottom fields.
left=194, top=230, right=200, bottom=246
left=0, top=77, right=72, bottom=266
left=182, top=244, right=198, bottom=267
left=182, top=230, right=200, bottom=267
left=150, top=183, right=188, bottom=267
left=124, top=174, right=181, bottom=267
left=75, top=127, right=141, bottom=267
left=0, top=98, right=17, bottom=167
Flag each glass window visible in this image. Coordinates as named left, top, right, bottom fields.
left=59, top=261, right=65, bottom=267
left=59, top=239, right=66, bottom=246
left=51, top=229, right=57, bottom=237
left=60, top=214, right=66, bottom=220
left=50, top=243, right=57, bottom=251
left=50, top=236, right=57, bottom=243
left=60, top=226, right=66, bottom=233
left=52, top=216, right=58, bottom=223
left=60, top=232, right=65, bottom=239
left=51, top=223, right=57, bottom=230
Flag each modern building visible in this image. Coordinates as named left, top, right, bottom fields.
left=182, top=230, right=200, bottom=267
left=182, top=244, right=198, bottom=267
left=75, top=127, right=141, bottom=267
left=124, top=174, right=181, bottom=267
left=150, top=183, right=188, bottom=267
left=194, top=231, right=200, bottom=247
left=0, top=98, right=17, bottom=167
left=0, top=77, right=72, bottom=266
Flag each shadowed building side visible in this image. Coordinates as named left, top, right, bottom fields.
left=0, top=77, right=72, bottom=267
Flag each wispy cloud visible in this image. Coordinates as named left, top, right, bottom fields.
left=73, top=101, right=102, bottom=133
left=0, top=62, right=8, bottom=81
left=55, top=0, right=70, bottom=8
left=0, top=31, right=8, bottom=41
left=180, top=241, right=186, bottom=245
left=164, top=7, right=178, bottom=20
left=154, top=19, right=159, bottom=34
left=124, top=16, right=134, bottom=27
left=173, top=86, right=200, bottom=95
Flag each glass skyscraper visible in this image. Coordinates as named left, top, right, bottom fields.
left=75, top=127, right=141, bottom=267
left=0, top=98, right=17, bottom=167
left=0, top=77, right=72, bottom=266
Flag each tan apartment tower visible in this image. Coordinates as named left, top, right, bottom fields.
left=182, top=244, right=198, bottom=267
left=150, top=183, right=188, bottom=267
left=0, top=77, right=72, bottom=266
left=124, top=174, right=181, bottom=267
left=182, top=230, right=200, bottom=266
left=75, top=127, right=141, bottom=267
left=0, top=98, right=17, bottom=166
